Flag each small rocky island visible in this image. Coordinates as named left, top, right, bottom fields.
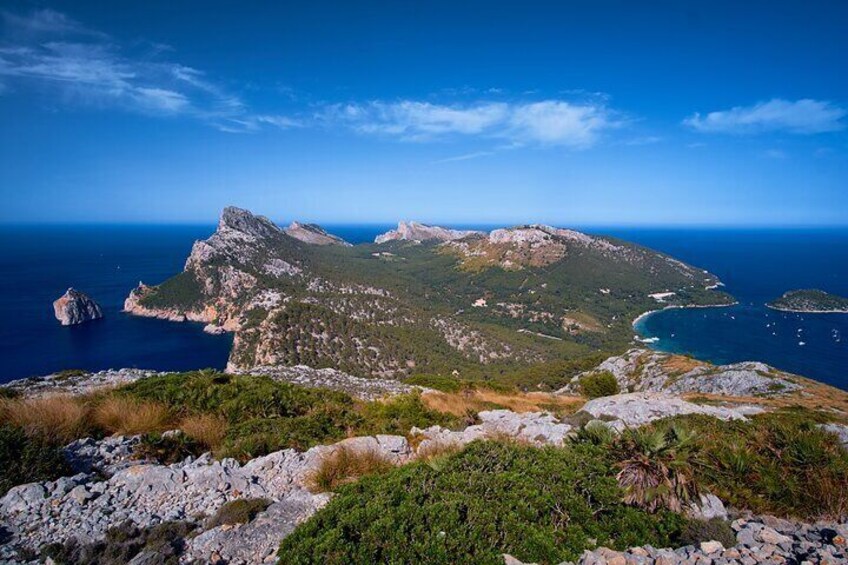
left=52, top=288, right=103, bottom=326
left=767, top=289, right=848, bottom=313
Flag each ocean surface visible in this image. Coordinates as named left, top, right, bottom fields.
left=1, top=225, right=847, bottom=390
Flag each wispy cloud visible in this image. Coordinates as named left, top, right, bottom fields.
left=684, top=98, right=847, bottom=135
left=433, top=150, right=495, bottom=163
left=321, top=99, right=624, bottom=147
left=0, top=9, right=297, bottom=132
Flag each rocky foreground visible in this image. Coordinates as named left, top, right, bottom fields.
left=3, top=371, right=847, bottom=564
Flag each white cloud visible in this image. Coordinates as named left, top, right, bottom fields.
left=324, top=99, right=623, bottom=147
left=684, top=98, right=847, bottom=135
left=0, top=9, right=293, bottom=132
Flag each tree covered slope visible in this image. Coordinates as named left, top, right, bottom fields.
left=125, top=207, right=732, bottom=379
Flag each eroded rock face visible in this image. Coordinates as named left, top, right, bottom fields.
left=559, top=348, right=802, bottom=398
left=580, top=392, right=755, bottom=431
left=375, top=221, right=482, bottom=244
left=53, top=288, right=103, bottom=326
left=284, top=221, right=351, bottom=246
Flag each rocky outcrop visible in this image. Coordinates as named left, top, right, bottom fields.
left=820, top=423, right=848, bottom=449
left=232, top=365, right=426, bottom=400
left=1, top=365, right=420, bottom=401
left=558, top=348, right=802, bottom=397
left=509, top=516, right=848, bottom=565
left=284, top=221, right=350, bottom=246
left=52, top=288, right=103, bottom=326
left=412, top=409, right=574, bottom=450
left=580, top=392, right=757, bottom=431
left=375, top=221, right=482, bottom=244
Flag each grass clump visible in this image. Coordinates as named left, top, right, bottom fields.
left=136, top=432, right=204, bottom=465
left=579, top=371, right=620, bottom=399
left=206, top=498, right=271, bottom=528
left=677, top=518, right=736, bottom=548
left=279, top=441, right=683, bottom=565
left=307, top=446, right=395, bottom=493
left=0, top=395, right=91, bottom=443
left=180, top=413, right=228, bottom=450
left=0, top=424, right=70, bottom=495
left=93, top=397, right=171, bottom=436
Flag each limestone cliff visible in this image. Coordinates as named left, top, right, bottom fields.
left=53, top=288, right=103, bottom=326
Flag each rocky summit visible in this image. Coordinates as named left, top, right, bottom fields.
left=52, top=288, right=103, bottom=326
left=283, top=221, right=350, bottom=246
left=374, top=220, right=483, bottom=243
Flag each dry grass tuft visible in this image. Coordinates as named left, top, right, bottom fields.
left=306, top=446, right=395, bottom=493
left=0, top=395, right=91, bottom=443
left=661, top=355, right=704, bottom=376
left=180, top=413, right=228, bottom=449
left=93, top=397, right=171, bottom=435
left=422, top=389, right=582, bottom=418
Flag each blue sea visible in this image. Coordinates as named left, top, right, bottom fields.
left=1, top=225, right=847, bottom=390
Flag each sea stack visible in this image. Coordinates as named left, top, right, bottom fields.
left=53, top=288, right=103, bottom=326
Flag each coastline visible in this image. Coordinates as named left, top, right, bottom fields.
left=765, top=304, right=848, bottom=314
left=631, top=301, right=739, bottom=333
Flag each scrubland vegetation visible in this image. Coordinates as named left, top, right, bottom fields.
left=2, top=369, right=848, bottom=564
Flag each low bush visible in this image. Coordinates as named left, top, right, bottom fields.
left=136, top=432, right=204, bottom=465
left=206, top=498, right=271, bottom=528
left=0, top=424, right=70, bottom=495
left=279, top=441, right=682, bottom=564
left=357, top=392, right=460, bottom=436
left=677, top=518, right=736, bottom=548
left=642, top=410, right=848, bottom=520
left=0, top=387, right=20, bottom=399
left=41, top=519, right=195, bottom=565
left=306, top=446, right=394, bottom=493
left=579, top=371, right=620, bottom=399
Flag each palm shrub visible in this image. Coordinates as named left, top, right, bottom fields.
left=615, top=424, right=699, bottom=512
left=579, top=371, right=619, bottom=399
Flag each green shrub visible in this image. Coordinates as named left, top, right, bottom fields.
left=677, top=518, right=736, bottom=548
left=53, top=369, right=89, bottom=381
left=0, top=424, right=70, bottom=495
left=206, top=498, right=271, bottom=528
left=121, top=374, right=459, bottom=461
left=136, top=433, right=205, bottom=465
left=0, top=387, right=19, bottom=399
left=279, top=441, right=682, bottom=565
left=645, top=410, right=848, bottom=519
left=41, top=520, right=195, bottom=565
left=118, top=372, right=353, bottom=423
left=579, top=371, right=620, bottom=398
left=356, top=392, right=460, bottom=436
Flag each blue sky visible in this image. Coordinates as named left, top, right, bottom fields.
left=1, top=1, right=847, bottom=226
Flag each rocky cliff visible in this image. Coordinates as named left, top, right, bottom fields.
left=53, top=288, right=103, bottom=326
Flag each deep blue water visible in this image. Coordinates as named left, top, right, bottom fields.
left=1, top=225, right=847, bottom=390
left=620, top=229, right=848, bottom=390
